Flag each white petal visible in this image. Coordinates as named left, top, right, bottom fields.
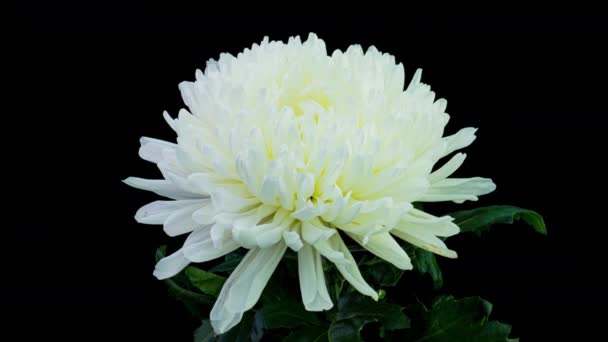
left=400, top=209, right=460, bottom=237
left=383, top=176, right=431, bottom=202
left=298, top=243, right=333, bottom=311
left=260, top=176, right=281, bottom=206
left=314, top=233, right=377, bottom=300
left=163, top=204, right=201, bottom=237
left=301, top=219, right=336, bottom=245
left=401, top=208, right=450, bottom=224
left=284, top=230, right=303, bottom=251
left=161, top=151, right=183, bottom=174
left=138, top=137, right=176, bottom=164
left=442, top=127, right=477, bottom=157
left=391, top=226, right=458, bottom=259
left=340, top=198, right=412, bottom=239
left=182, top=225, right=240, bottom=262
left=188, top=173, right=215, bottom=195
left=153, top=249, right=190, bottom=280
left=210, top=244, right=287, bottom=334
left=235, top=147, right=268, bottom=197
left=123, top=177, right=200, bottom=199
left=420, top=177, right=496, bottom=203
left=163, top=111, right=177, bottom=131
left=429, top=153, right=466, bottom=183
left=176, top=146, right=206, bottom=172
left=192, top=202, right=216, bottom=224
left=405, top=68, right=423, bottom=92
left=164, top=170, right=205, bottom=196
left=233, top=210, right=291, bottom=249
left=313, top=239, right=349, bottom=265
left=333, top=200, right=363, bottom=225
left=257, top=222, right=291, bottom=248
left=347, top=232, right=412, bottom=270
left=179, top=81, right=200, bottom=116
left=291, top=203, right=323, bottom=221
left=210, top=310, right=243, bottom=336
left=211, top=187, right=259, bottom=213
left=319, top=187, right=347, bottom=222
left=134, top=199, right=203, bottom=224
left=296, top=173, right=315, bottom=203
left=210, top=223, right=230, bottom=249
left=232, top=205, right=277, bottom=231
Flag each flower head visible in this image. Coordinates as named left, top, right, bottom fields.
left=125, top=33, right=495, bottom=334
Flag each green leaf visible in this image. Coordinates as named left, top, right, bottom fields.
left=335, top=294, right=410, bottom=330
left=155, top=247, right=215, bottom=316
left=194, top=320, right=216, bottom=342
left=282, top=325, right=328, bottom=342
left=324, top=262, right=346, bottom=304
left=260, top=256, right=301, bottom=305
left=414, top=296, right=515, bottom=342
left=408, top=246, right=443, bottom=290
left=329, top=292, right=409, bottom=342
left=361, top=257, right=404, bottom=287
left=209, top=252, right=244, bottom=273
left=185, top=267, right=226, bottom=298
left=158, top=245, right=167, bottom=257
left=218, top=311, right=264, bottom=342
left=259, top=300, right=322, bottom=329
left=329, top=320, right=370, bottom=342
left=479, top=322, right=518, bottom=342
left=163, top=275, right=215, bottom=305
left=251, top=311, right=265, bottom=342
left=450, top=205, right=547, bottom=236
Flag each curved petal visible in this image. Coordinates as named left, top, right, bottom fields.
left=405, top=68, right=422, bottom=92
left=210, top=244, right=287, bottom=334
left=153, top=249, right=190, bottom=280
left=179, top=81, right=201, bottom=116
left=333, top=200, right=364, bottom=226
left=182, top=225, right=240, bottom=262
left=428, top=153, right=466, bottom=183
left=138, top=137, right=176, bottom=164
left=162, top=110, right=177, bottom=131
left=301, top=218, right=336, bottom=245
left=314, top=233, right=378, bottom=300
left=391, top=226, right=458, bottom=259
left=347, top=232, right=412, bottom=270
left=211, top=186, right=260, bottom=213
left=400, top=208, right=460, bottom=237
left=135, top=199, right=204, bottom=224
left=340, top=198, right=412, bottom=242
left=163, top=204, right=201, bottom=237
left=382, top=176, right=430, bottom=202
left=291, top=203, right=324, bottom=221
left=192, top=202, right=217, bottom=225
left=187, top=173, right=215, bottom=196
left=420, top=177, right=496, bottom=203
left=235, top=147, right=268, bottom=198
left=313, top=238, right=349, bottom=265
left=298, top=243, right=333, bottom=311
left=442, top=127, right=477, bottom=157
left=123, top=177, right=200, bottom=199
left=232, top=209, right=292, bottom=249
left=284, top=230, right=304, bottom=251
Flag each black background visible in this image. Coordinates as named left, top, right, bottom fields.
left=8, top=12, right=607, bottom=340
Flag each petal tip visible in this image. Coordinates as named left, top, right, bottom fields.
left=399, top=260, right=414, bottom=270
left=445, top=250, right=458, bottom=259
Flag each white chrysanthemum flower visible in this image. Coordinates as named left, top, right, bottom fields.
left=125, top=33, right=495, bottom=334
